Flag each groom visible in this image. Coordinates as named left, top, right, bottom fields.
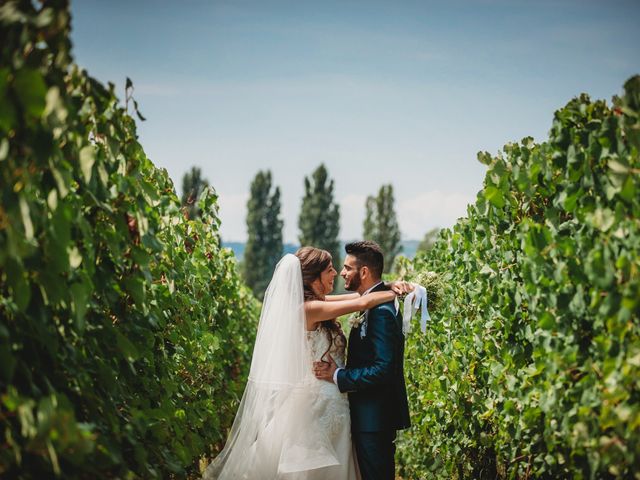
left=314, top=241, right=410, bottom=480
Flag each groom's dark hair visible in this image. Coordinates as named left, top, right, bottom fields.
left=345, top=241, right=384, bottom=279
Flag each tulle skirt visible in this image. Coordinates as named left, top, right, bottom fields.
left=203, top=376, right=359, bottom=479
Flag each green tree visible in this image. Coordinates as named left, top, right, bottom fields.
left=363, top=184, right=402, bottom=272
left=298, top=164, right=341, bottom=268
left=244, top=171, right=284, bottom=299
left=417, top=227, right=441, bottom=253
left=181, top=166, right=209, bottom=219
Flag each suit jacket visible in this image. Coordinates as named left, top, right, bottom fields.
left=336, top=283, right=411, bottom=432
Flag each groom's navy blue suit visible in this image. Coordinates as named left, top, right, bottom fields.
left=336, top=282, right=410, bottom=480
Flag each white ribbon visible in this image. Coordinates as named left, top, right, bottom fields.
left=402, top=284, right=431, bottom=335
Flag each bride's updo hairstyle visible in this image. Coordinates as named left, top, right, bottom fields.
left=295, top=246, right=346, bottom=361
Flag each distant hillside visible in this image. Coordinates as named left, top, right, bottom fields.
left=399, top=240, right=419, bottom=259
left=223, top=240, right=421, bottom=263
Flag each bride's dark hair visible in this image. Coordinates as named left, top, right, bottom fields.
left=295, top=246, right=346, bottom=363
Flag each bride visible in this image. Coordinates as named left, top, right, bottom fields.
left=203, top=247, right=408, bottom=479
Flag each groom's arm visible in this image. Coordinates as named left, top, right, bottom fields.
left=336, top=305, right=398, bottom=393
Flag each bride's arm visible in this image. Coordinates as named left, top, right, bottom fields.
left=305, top=291, right=396, bottom=327
left=325, top=281, right=413, bottom=302
left=325, top=292, right=359, bottom=301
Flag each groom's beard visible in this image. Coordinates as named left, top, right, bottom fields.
left=345, top=274, right=361, bottom=292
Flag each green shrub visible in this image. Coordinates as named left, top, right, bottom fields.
left=0, top=2, right=259, bottom=478
left=397, top=76, right=640, bottom=479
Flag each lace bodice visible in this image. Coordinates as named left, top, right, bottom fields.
left=305, top=326, right=351, bottom=445
left=306, top=326, right=347, bottom=368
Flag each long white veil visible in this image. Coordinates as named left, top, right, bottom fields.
left=203, top=254, right=340, bottom=479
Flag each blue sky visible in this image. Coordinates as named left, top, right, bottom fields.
left=70, top=0, right=639, bottom=242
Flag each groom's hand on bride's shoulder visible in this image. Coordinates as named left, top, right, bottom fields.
left=313, top=356, right=337, bottom=383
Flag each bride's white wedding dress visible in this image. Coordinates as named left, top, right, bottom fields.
left=303, top=327, right=359, bottom=479
left=203, top=254, right=359, bottom=479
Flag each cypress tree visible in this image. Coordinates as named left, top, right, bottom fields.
left=298, top=164, right=341, bottom=268
left=181, top=166, right=209, bottom=220
left=244, top=171, right=284, bottom=299
left=363, top=184, right=402, bottom=273
left=418, top=227, right=441, bottom=253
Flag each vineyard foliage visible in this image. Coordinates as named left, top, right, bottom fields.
left=397, top=76, right=640, bottom=479
left=0, top=2, right=259, bottom=478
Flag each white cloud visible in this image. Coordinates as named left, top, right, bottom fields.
left=217, top=192, right=248, bottom=242
left=339, top=193, right=367, bottom=241
left=397, top=190, right=476, bottom=239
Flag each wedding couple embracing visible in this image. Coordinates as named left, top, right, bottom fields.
left=204, top=241, right=412, bottom=480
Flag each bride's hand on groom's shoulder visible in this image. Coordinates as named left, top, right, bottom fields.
left=313, top=356, right=337, bottom=383
left=387, top=280, right=414, bottom=296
